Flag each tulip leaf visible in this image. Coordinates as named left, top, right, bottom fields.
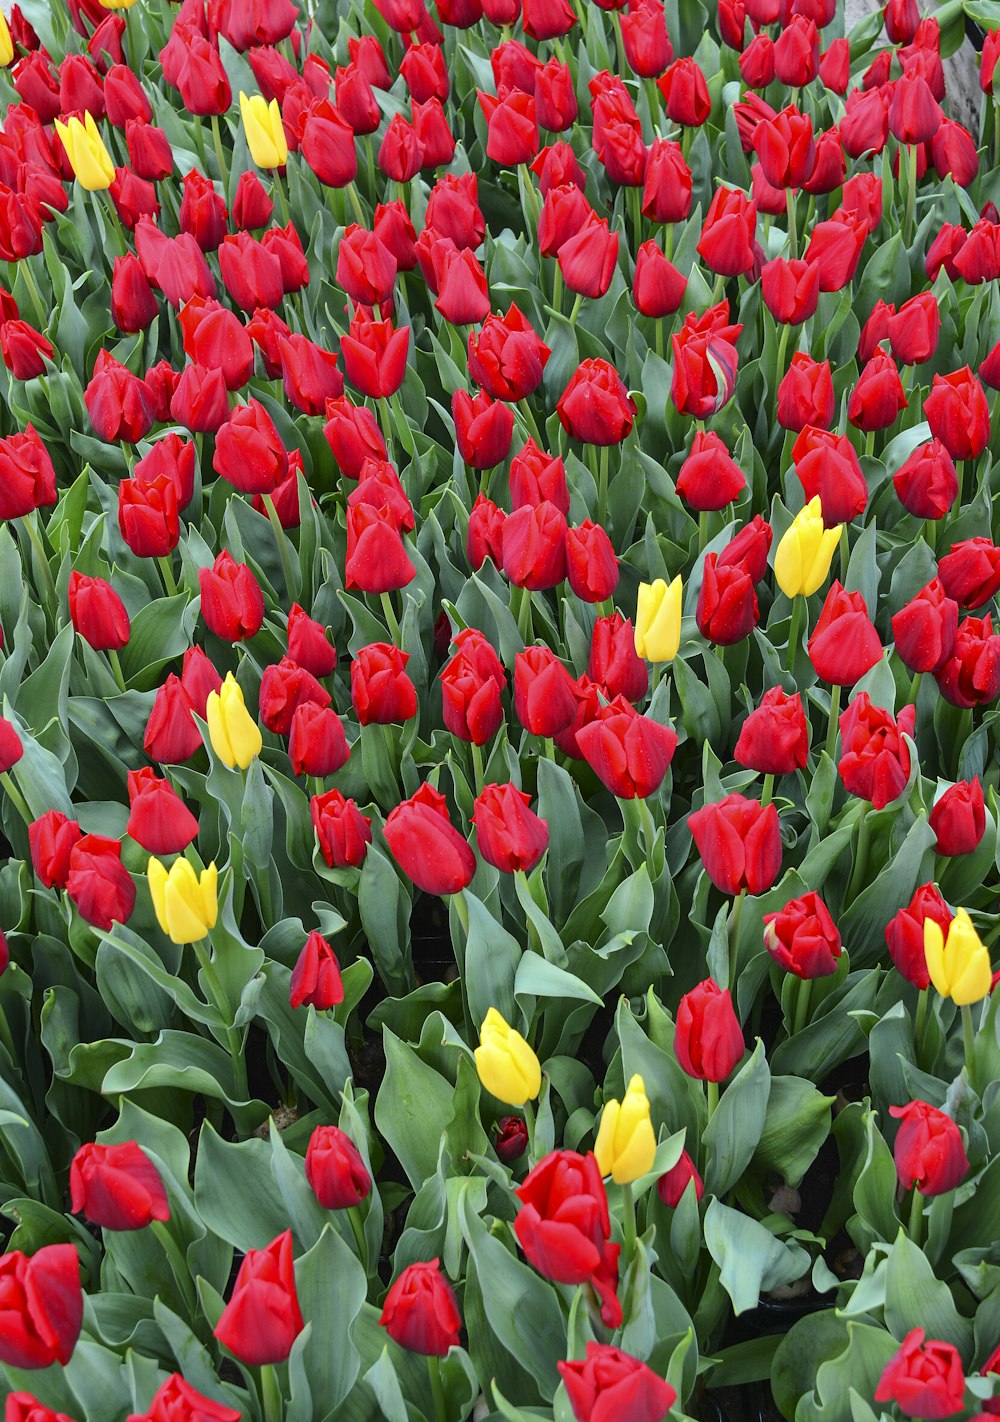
left=375, top=1029, right=455, bottom=1191
left=287, top=1223, right=367, bottom=1419
left=703, top=1198, right=811, bottom=1315
left=703, top=1039, right=771, bottom=1197
left=884, top=1231, right=973, bottom=1355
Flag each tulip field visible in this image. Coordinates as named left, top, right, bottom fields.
left=7, top=0, right=1000, bottom=1418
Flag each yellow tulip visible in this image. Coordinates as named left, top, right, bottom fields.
left=474, top=1008, right=541, bottom=1107
left=634, top=576, right=682, bottom=662
left=594, top=1074, right=657, bottom=1184
left=148, top=857, right=218, bottom=944
left=240, top=92, right=288, bottom=170
left=773, top=497, right=842, bottom=598
left=0, top=13, right=13, bottom=67
left=923, top=907, right=992, bottom=1006
left=99, top=0, right=138, bottom=7
left=206, top=673, right=263, bottom=770
left=53, top=113, right=115, bottom=192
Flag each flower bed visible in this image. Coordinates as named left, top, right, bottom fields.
left=0, top=0, right=999, bottom=1418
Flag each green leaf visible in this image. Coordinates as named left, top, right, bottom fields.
left=704, top=1039, right=771, bottom=1196
left=884, top=1230, right=973, bottom=1356
left=753, top=1076, right=834, bottom=1189
left=703, top=1199, right=811, bottom=1315
left=374, top=1030, right=453, bottom=1190
left=287, top=1223, right=367, bottom=1420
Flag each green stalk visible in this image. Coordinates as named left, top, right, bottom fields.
left=262, top=494, right=297, bottom=601
left=259, top=1364, right=283, bottom=1422
left=785, top=596, right=802, bottom=675
left=157, top=556, right=179, bottom=597
left=210, top=113, right=230, bottom=192
left=427, top=1355, right=448, bottom=1422
left=379, top=590, right=401, bottom=645
left=21, top=509, right=57, bottom=613
left=620, top=1180, right=637, bottom=1261
left=108, top=648, right=126, bottom=693
left=907, top=1185, right=923, bottom=1247
left=19, top=258, right=47, bottom=330
left=706, top=1079, right=719, bottom=1120
left=784, top=188, right=797, bottom=259
left=962, top=1002, right=978, bottom=1094
left=759, top=773, right=775, bottom=810
left=150, top=1220, right=198, bottom=1317
left=792, top=976, right=812, bottom=1036
left=824, top=683, right=841, bottom=763
left=845, top=807, right=870, bottom=904
left=0, top=771, right=32, bottom=826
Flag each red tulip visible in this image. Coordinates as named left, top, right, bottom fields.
left=69, top=1141, right=169, bottom=1231
left=214, top=1230, right=304, bottom=1367
left=383, top=783, right=476, bottom=895
left=687, top=793, right=781, bottom=895
left=305, top=1125, right=372, bottom=1209
left=675, top=979, right=745, bottom=1081
left=473, top=783, right=549, bottom=873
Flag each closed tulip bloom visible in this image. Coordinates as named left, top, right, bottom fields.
left=475, top=1007, right=542, bottom=1105
left=923, top=906, right=992, bottom=1005
left=671, top=323, right=740, bottom=419
left=473, top=784, right=549, bottom=874
left=930, top=779, right=986, bottom=857
left=127, top=1375, right=241, bottom=1421
left=566, top=521, right=619, bottom=603
left=181, top=646, right=223, bottom=715
left=889, top=292, right=940, bottom=366
left=111, top=254, right=158, bottom=333
left=632, top=241, right=686, bottom=318
left=777, top=354, right=834, bottom=432
left=634, top=576, right=682, bottom=662
left=641, top=137, right=692, bottom=222
left=178, top=300, right=254, bottom=391
left=875, top=1330, right=966, bottom=1419
left=657, top=56, right=710, bottom=125
left=147, top=856, right=217, bottom=943
left=86, top=351, right=154, bottom=444
left=440, top=640, right=505, bottom=747
left=753, top=104, right=815, bottom=188
left=557, top=211, right=619, bottom=299
left=889, top=1101, right=969, bottom=1198
left=451, top=390, right=514, bottom=471
left=892, top=579, right=958, bottom=675
left=763, top=892, right=841, bottom=979
left=54, top=112, right=115, bottom=189
left=925, top=368, right=990, bottom=461
left=287, top=603, right=337, bottom=678
left=341, top=313, right=409, bottom=400
left=69, top=1141, right=169, bottom=1232
left=0, top=1245, right=83, bottom=1370
left=760, top=258, right=820, bottom=325
left=501, top=501, right=567, bottom=591
left=657, top=1150, right=704, bottom=1209
left=126, top=768, right=199, bottom=854
left=351, top=643, right=418, bottom=724
left=305, top=1125, right=371, bottom=1210
left=697, top=556, right=758, bottom=645
left=560, top=1344, right=676, bottom=1422
left=939, top=539, right=1000, bottom=610
left=288, top=703, right=350, bottom=779
left=557, top=359, right=636, bottom=445
left=0, top=717, right=21, bottom=779
left=66, top=835, right=136, bottom=931
left=1, top=322, right=52, bottom=381
left=688, top=794, right=781, bottom=896
left=384, top=783, right=476, bottom=895
left=773, top=497, right=841, bottom=597
left=734, top=688, right=809, bottom=774
left=311, top=788, right=372, bottom=868
left=886, top=883, right=951, bottom=990
left=594, top=1074, right=656, bottom=1184
left=514, top=646, right=580, bottom=736
left=67, top=571, right=129, bottom=651
left=807, top=582, right=882, bottom=686
left=7, top=1394, right=77, bottom=1422
left=676, top=431, right=746, bottom=511
left=479, top=89, right=539, bottom=165
left=259, top=658, right=330, bottom=738
left=29, top=811, right=82, bottom=891
left=893, top=440, right=957, bottom=521
left=719, top=514, right=773, bottom=585
left=793, top=428, right=867, bottom=526
left=379, top=1260, right=461, bottom=1357
left=239, top=91, right=288, bottom=169
left=509, top=439, right=569, bottom=514
left=589, top=614, right=648, bottom=702
left=838, top=694, right=915, bottom=808
left=215, top=1230, right=303, bottom=1367
left=290, top=931, right=343, bottom=1009
left=206, top=673, right=263, bottom=769
left=0, top=426, right=57, bottom=519
left=199, top=553, right=265, bottom=643
left=931, top=118, right=979, bottom=187
left=935, top=615, right=1000, bottom=709
left=675, top=979, right=744, bottom=1081
left=848, top=350, right=908, bottom=431
left=697, top=186, right=756, bottom=277
left=577, top=697, right=678, bottom=799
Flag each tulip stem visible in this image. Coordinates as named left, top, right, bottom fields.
left=157, top=556, right=178, bottom=597
left=108, top=649, right=126, bottom=693
left=0, top=771, right=32, bottom=826
left=706, top=1079, right=719, bottom=1120
left=21, top=510, right=57, bottom=614
left=100, top=189, right=128, bottom=256
left=518, top=164, right=541, bottom=233
left=597, top=445, right=609, bottom=528
left=347, top=181, right=367, bottom=227
left=824, top=683, right=841, bottom=764
left=784, top=188, right=797, bottom=260
left=907, top=670, right=923, bottom=705
left=784, top=596, right=802, bottom=676
left=914, top=987, right=929, bottom=1060
left=792, top=976, right=811, bottom=1036
left=759, top=774, right=775, bottom=810
left=274, top=173, right=292, bottom=229
left=903, top=141, right=918, bottom=248
left=346, top=1204, right=369, bottom=1271
left=516, top=583, right=533, bottom=645
left=517, top=398, right=544, bottom=448
left=150, top=1220, right=198, bottom=1318
left=209, top=113, right=229, bottom=193
left=522, top=1097, right=536, bottom=1163
left=551, top=262, right=563, bottom=315
left=426, top=1355, right=448, bottom=1422
left=262, top=494, right=298, bottom=602
left=379, top=591, right=401, bottom=646
left=906, top=1185, right=923, bottom=1247
left=698, top=510, right=710, bottom=553
left=190, top=936, right=249, bottom=1103
left=19, top=258, right=47, bottom=331
left=961, top=1002, right=978, bottom=1095
left=568, top=291, right=583, bottom=327
left=259, top=1363, right=283, bottom=1422
left=845, top=808, right=870, bottom=904
left=470, top=742, right=485, bottom=794
left=775, top=320, right=791, bottom=386
left=620, top=1180, right=637, bottom=1262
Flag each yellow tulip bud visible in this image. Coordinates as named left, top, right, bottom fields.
left=594, top=1073, right=657, bottom=1184
left=240, top=92, right=289, bottom=170
left=148, top=857, right=218, bottom=944
left=474, top=1008, right=541, bottom=1107
left=773, top=497, right=842, bottom=599
left=206, top=673, right=263, bottom=770
left=0, top=13, right=13, bottom=67
left=54, top=114, right=116, bottom=192
left=634, top=576, right=682, bottom=663
left=100, top=0, right=138, bottom=7
left=923, top=907, right=992, bottom=1006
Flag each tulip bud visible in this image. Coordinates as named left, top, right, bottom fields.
left=657, top=1149, right=704, bottom=1208
left=305, top=1125, right=372, bottom=1209
left=923, top=906, right=992, bottom=1005
left=214, top=1230, right=303, bottom=1366
left=290, top=930, right=344, bottom=1009
left=206, top=673, right=263, bottom=770
left=773, top=496, right=841, bottom=598
left=929, top=779, right=986, bottom=857
left=69, top=1141, right=169, bottom=1231
left=239, top=91, right=289, bottom=169
left=594, top=1074, right=656, bottom=1183
left=674, top=979, right=745, bottom=1082
left=379, top=1260, right=462, bottom=1357
left=148, top=857, right=218, bottom=944
left=475, top=1007, right=542, bottom=1106
left=889, top=1100, right=969, bottom=1196
left=54, top=112, right=115, bottom=190
left=634, top=576, right=682, bottom=662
